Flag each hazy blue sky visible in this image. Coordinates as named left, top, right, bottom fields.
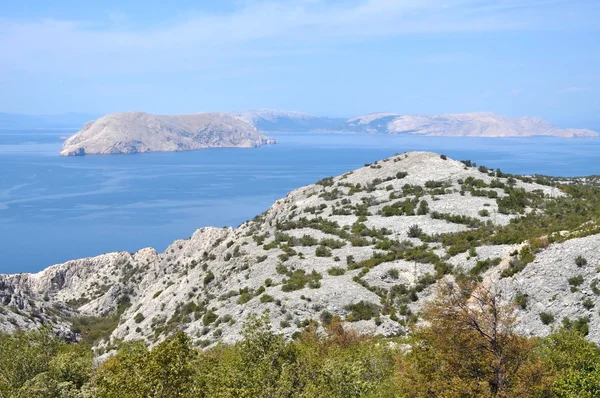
left=0, top=0, right=598, bottom=126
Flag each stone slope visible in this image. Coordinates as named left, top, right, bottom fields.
left=2, top=152, right=600, bottom=353
left=59, top=112, right=276, bottom=156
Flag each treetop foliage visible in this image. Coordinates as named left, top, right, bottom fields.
left=3, top=282, right=600, bottom=397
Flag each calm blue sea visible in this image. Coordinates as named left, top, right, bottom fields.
left=1, top=130, right=599, bottom=274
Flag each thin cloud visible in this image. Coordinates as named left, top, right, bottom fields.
left=0, top=0, right=596, bottom=77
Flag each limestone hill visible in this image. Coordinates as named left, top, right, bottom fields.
left=2, top=152, right=600, bottom=354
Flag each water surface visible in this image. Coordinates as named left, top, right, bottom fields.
left=1, top=130, right=599, bottom=273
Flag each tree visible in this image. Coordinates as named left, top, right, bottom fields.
left=194, top=314, right=297, bottom=398
left=397, top=280, right=552, bottom=397
left=0, top=329, right=93, bottom=398
left=0, top=328, right=61, bottom=398
left=538, top=328, right=600, bottom=397
left=94, top=332, right=197, bottom=398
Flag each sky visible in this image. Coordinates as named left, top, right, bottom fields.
left=0, top=0, right=599, bottom=127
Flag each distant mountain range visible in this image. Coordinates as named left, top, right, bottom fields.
left=235, top=110, right=598, bottom=138
left=1, top=110, right=597, bottom=139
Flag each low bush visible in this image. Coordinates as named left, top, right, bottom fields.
left=327, top=267, right=346, bottom=276
left=408, top=224, right=422, bottom=238
left=575, top=255, right=588, bottom=267
left=540, top=312, right=555, bottom=325
left=315, top=246, right=332, bottom=257
left=344, top=301, right=380, bottom=321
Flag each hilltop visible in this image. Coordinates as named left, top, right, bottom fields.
left=2, top=152, right=600, bottom=354
left=59, top=112, right=276, bottom=156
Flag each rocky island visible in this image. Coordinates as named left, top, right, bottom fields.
left=59, top=111, right=276, bottom=156
left=57, top=110, right=598, bottom=157
left=236, top=109, right=599, bottom=137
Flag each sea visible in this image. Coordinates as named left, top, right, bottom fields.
left=1, top=130, right=600, bottom=274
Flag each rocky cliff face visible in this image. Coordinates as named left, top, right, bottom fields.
left=2, top=152, right=600, bottom=353
left=59, top=112, right=276, bottom=156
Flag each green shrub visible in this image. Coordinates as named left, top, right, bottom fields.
left=562, top=316, right=590, bottom=336
left=202, top=311, right=218, bottom=326
left=299, top=235, right=318, bottom=246
left=540, top=312, right=555, bottom=325
left=281, top=270, right=322, bottom=292
left=319, top=238, right=346, bottom=249
left=501, top=247, right=535, bottom=278
left=591, top=280, right=600, bottom=295
left=315, top=246, right=332, bottom=257
left=238, top=291, right=253, bottom=304
left=417, top=200, right=429, bottom=215
left=279, top=320, right=291, bottom=328
left=276, top=263, right=289, bottom=275
left=327, top=267, right=346, bottom=276
left=349, top=236, right=370, bottom=246
left=568, top=275, right=584, bottom=287
left=386, top=268, right=400, bottom=279
left=260, top=294, right=275, bottom=304
left=319, top=311, right=334, bottom=325
left=408, top=224, right=422, bottom=238
left=203, top=271, right=215, bottom=286
left=344, top=301, right=380, bottom=322
left=515, top=292, right=528, bottom=309
left=134, top=313, right=145, bottom=324
left=470, top=257, right=502, bottom=277
left=575, top=256, right=588, bottom=267
left=316, top=176, right=334, bottom=186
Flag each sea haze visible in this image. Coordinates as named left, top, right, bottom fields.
left=1, top=130, right=600, bottom=274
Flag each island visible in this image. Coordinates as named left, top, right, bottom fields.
left=59, top=111, right=276, bottom=156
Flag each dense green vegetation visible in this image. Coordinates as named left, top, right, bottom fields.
left=4, top=282, right=600, bottom=398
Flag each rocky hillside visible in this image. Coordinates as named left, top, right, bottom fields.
left=235, top=109, right=598, bottom=137
left=59, top=112, right=276, bottom=156
left=377, top=112, right=597, bottom=137
left=2, top=152, right=600, bottom=354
